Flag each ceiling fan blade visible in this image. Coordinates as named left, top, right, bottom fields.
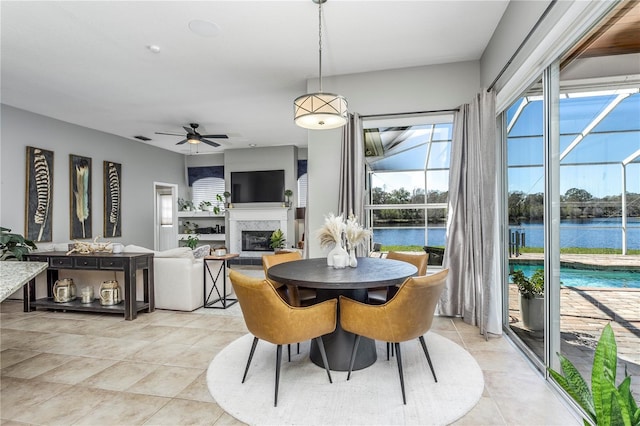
left=201, top=134, right=229, bottom=139
left=201, top=139, right=220, bottom=147
left=175, top=139, right=188, bottom=145
left=183, top=126, right=194, bottom=134
left=155, top=132, right=184, bottom=136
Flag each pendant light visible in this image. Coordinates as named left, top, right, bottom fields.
left=294, top=0, right=348, bottom=130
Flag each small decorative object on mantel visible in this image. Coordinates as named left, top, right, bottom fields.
left=316, top=213, right=347, bottom=267
left=344, top=214, right=372, bottom=268
left=223, top=191, right=232, bottom=208
left=283, top=189, right=293, bottom=208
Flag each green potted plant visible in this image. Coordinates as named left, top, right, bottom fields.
left=510, top=269, right=544, bottom=331
left=178, top=198, right=195, bottom=211
left=1, top=227, right=37, bottom=260
left=214, top=194, right=224, bottom=214
left=269, top=229, right=286, bottom=251
left=181, top=235, right=199, bottom=250
left=184, top=221, right=199, bottom=234
left=199, top=200, right=213, bottom=212
left=548, top=323, right=639, bottom=425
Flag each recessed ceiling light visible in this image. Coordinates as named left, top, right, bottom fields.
left=249, top=144, right=257, bottom=147
left=189, top=20, right=221, bottom=37
left=146, top=45, right=161, bottom=53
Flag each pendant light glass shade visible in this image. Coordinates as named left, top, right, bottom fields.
left=294, top=0, right=348, bottom=130
left=294, top=92, right=348, bottom=129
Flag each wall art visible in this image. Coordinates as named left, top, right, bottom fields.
left=103, top=161, right=122, bottom=238
left=25, top=146, right=54, bottom=242
left=69, top=154, right=92, bottom=239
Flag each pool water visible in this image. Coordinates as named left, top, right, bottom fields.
left=510, top=264, right=640, bottom=289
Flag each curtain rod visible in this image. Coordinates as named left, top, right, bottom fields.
left=487, top=0, right=557, bottom=92
left=360, top=108, right=459, bottom=119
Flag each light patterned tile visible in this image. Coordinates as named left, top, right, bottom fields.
left=142, top=398, right=223, bottom=425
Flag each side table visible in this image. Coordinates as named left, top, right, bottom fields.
left=203, top=253, right=239, bottom=309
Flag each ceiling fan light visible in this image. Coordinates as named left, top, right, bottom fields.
left=294, top=92, right=348, bottom=130
left=187, top=135, right=199, bottom=144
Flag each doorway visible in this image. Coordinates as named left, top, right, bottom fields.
left=154, top=182, right=178, bottom=251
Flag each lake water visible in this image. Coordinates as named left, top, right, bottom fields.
left=373, top=217, right=640, bottom=250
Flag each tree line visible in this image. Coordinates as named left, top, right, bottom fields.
left=509, top=188, right=640, bottom=222
left=371, top=186, right=640, bottom=224
left=371, top=188, right=448, bottom=224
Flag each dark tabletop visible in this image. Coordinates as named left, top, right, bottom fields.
left=267, top=257, right=417, bottom=290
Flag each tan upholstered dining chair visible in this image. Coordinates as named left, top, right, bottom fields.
left=340, top=269, right=449, bottom=404
left=262, top=251, right=316, bottom=306
left=228, top=270, right=336, bottom=407
left=367, top=251, right=428, bottom=304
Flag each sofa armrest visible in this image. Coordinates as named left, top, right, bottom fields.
left=154, top=257, right=203, bottom=311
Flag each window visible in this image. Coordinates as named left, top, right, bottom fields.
left=159, top=193, right=173, bottom=226
left=192, top=177, right=225, bottom=207
left=363, top=114, right=453, bottom=250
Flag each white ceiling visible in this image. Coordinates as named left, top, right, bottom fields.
left=1, top=1, right=509, bottom=155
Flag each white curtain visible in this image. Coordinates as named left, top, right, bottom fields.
left=338, top=113, right=367, bottom=256
left=440, top=91, right=502, bottom=336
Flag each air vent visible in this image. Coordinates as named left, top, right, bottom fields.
left=134, top=135, right=151, bottom=141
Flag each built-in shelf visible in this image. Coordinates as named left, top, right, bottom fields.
left=177, top=211, right=225, bottom=218
left=178, top=233, right=225, bottom=241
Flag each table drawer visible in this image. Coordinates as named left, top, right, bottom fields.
left=28, top=255, right=49, bottom=263
left=99, top=258, right=125, bottom=269
left=74, top=257, right=99, bottom=268
left=50, top=257, right=73, bottom=268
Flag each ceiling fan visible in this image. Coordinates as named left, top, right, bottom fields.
left=155, top=123, right=228, bottom=147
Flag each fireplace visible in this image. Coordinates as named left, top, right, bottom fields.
left=242, top=230, right=274, bottom=252
left=228, top=207, right=289, bottom=257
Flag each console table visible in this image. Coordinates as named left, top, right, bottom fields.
left=25, top=252, right=154, bottom=320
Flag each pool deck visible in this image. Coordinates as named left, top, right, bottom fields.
left=512, top=253, right=640, bottom=270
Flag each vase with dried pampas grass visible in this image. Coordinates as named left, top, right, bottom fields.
left=345, top=214, right=372, bottom=267
left=316, top=213, right=348, bottom=266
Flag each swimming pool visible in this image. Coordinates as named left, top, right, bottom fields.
left=510, top=263, right=640, bottom=289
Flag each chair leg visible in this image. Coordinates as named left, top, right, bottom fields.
left=419, top=335, right=438, bottom=382
left=314, top=337, right=332, bottom=383
left=275, top=344, right=282, bottom=407
left=297, top=342, right=300, bottom=354
left=395, top=342, right=407, bottom=405
left=242, top=337, right=259, bottom=383
left=347, top=335, right=361, bottom=381
left=287, top=344, right=291, bottom=362
left=386, top=342, right=390, bottom=361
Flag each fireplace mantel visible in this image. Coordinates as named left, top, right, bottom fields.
left=228, top=207, right=289, bottom=256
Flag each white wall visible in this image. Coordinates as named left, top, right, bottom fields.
left=1, top=105, right=186, bottom=248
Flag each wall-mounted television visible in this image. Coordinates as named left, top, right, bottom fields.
left=231, top=170, right=285, bottom=203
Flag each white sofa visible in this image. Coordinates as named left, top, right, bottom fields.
left=124, top=245, right=210, bottom=312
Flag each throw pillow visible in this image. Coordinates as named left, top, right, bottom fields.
left=192, top=245, right=211, bottom=259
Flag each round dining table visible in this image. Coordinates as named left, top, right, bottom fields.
left=267, top=256, right=417, bottom=371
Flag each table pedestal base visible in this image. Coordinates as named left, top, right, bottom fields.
left=310, top=288, right=377, bottom=371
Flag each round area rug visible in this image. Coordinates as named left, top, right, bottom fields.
left=207, top=332, right=484, bottom=425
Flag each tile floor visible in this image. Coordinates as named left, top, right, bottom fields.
left=1, top=266, right=581, bottom=425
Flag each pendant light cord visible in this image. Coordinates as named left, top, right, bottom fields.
left=318, top=0, right=323, bottom=92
